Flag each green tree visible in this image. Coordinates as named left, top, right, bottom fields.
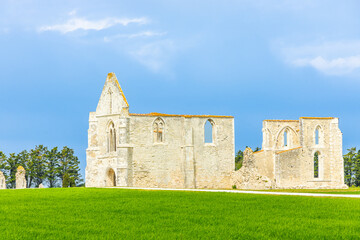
left=58, top=146, right=82, bottom=187
left=45, top=147, right=60, bottom=188
left=235, top=150, right=243, bottom=170
left=5, top=153, right=21, bottom=188
left=344, top=147, right=357, bottom=187
left=62, top=173, right=70, bottom=188
left=354, top=150, right=360, bottom=187
left=29, top=145, right=48, bottom=187
left=0, top=151, right=7, bottom=179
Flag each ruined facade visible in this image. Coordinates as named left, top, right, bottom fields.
left=85, top=73, right=235, bottom=188
left=86, top=73, right=346, bottom=190
left=232, top=118, right=347, bottom=189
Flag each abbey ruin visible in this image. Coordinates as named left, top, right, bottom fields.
left=85, top=73, right=347, bottom=189
left=232, top=118, right=347, bottom=189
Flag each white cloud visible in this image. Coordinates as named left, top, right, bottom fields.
left=278, top=41, right=360, bottom=76
left=293, top=56, right=360, bottom=76
left=129, top=40, right=176, bottom=73
left=104, top=31, right=166, bottom=42
left=38, top=17, right=148, bottom=34
left=68, top=10, right=77, bottom=16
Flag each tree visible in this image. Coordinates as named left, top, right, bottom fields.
left=5, top=153, right=21, bottom=188
left=45, top=147, right=60, bottom=188
left=354, top=150, right=360, bottom=187
left=62, top=173, right=70, bottom=188
left=58, top=146, right=82, bottom=187
left=235, top=150, right=243, bottom=170
left=344, top=148, right=356, bottom=187
left=0, top=151, right=7, bottom=180
left=29, top=145, right=48, bottom=187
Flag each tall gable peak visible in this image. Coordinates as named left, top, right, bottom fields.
left=96, top=72, right=129, bottom=115
left=105, top=72, right=129, bottom=107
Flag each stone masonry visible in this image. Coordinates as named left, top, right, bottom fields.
left=16, top=166, right=27, bottom=189
left=0, top=171, right=5, bottom=189
left=86, top=73, right=346, bottom=190
left=85, top=73, right=235, bottom=188
left=232, top=118, right=347, bottom=189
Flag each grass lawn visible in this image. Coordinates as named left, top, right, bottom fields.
left=254, top=187, right=360, bottom=194
left=0, top=188, right=359, bottom=239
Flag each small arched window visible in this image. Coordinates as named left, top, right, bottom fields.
left=315, top=126, right=321, bottom=145
left=284, top=130, right=288, bottom=147
left=204, top=119, right=214, bottom=143
left=314, top=152, right=319, bottom=178
left=108, top=122, right=116, bottom=152
left=153, top=118, right=165, bottom=143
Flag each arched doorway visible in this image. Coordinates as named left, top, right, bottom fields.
left=106, top=168, right=116, bottom=187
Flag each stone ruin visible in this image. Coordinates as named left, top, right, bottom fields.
left=0, top=171, right=6, bottom=189
left=232, top=148, right=272, bottom=190
left=16, top=166, right=27, bottom=189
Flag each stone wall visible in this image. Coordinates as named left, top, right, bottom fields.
left=86, top=73, right=347, bottom=190
left=85, top=73, right=235, bottom=189
left=233, top=117, right=347, bottom=189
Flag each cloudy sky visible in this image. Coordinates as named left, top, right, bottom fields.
left=1, top=0, right=360, bottom=177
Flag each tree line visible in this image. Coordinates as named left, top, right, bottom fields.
left=0, top=145, right=82, bottom=188
left=235, top=147, right=360, bottom=187
left=343, top=148, right=360, bottom=187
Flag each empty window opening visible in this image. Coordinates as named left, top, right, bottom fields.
left=108, top=122, right=116, bottom=152
left=205, top=120, right=213, bottom=143
left=314, top=152, right=319, bottom=178
left=284, top=130, right=288, bottom=147
left=153, top=118, right=164, bottom=143
left=315, top=127, right=320, bottom=145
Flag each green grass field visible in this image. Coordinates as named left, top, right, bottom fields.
left=256, top=187, right=360, bottom=194
left=0, top=188, right=360, bottom=239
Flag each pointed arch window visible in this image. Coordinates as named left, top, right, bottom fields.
left=314, top=152, right=319, bottom=178
left=204, top=119, right=214, bottom=143
left=284, top=130, right=288, bottom=147
left=153, top=118, right=165, bottom=143
left=108, top=122, right=116, bottom=152
left=315, top=126, right=322, bottom=145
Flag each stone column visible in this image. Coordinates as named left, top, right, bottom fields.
left=0, top=171, right=6, bottom=189
left=183, top=118, right=196, bottom=189
left=16, top=166, right=27, bottom=189
left=116, top=117, right=133, bottom=187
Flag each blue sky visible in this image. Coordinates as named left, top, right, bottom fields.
left=1, top=1, right=360, bottom=178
